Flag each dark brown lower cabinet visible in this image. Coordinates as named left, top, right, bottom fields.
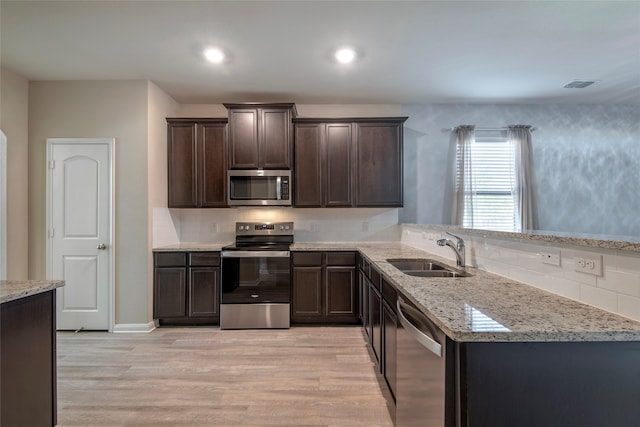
left=381, top=276, right=398, bottom=401
left=154, top=251, right=220, bottom=325
left=458, top=341, right=640, bottom=426
left=360, top=258, right=397, bottom=423
left=291, top=266, right=323, bottom=318
left=291, top=251, right=358, bottom=324
left=369, top=284, right=382, bottom=366
left=1, top=290, right=57, bottom=427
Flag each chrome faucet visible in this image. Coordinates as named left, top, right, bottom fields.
left=437, top=232, right=465, bottom=268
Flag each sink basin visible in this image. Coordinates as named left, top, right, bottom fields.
left=403, top=270, right=470, bottom=278
left=386, top=258, right=472, bottom=278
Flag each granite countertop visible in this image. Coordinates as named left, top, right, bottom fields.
left=404, top=224, right=640, bottom=253
left=0, top=280, right=65, bottom=304
left=153, top=243, right=231, bottom=252
left=151, top=240, right=640, bottom=342
left=294, top=242, right=640, bottom=343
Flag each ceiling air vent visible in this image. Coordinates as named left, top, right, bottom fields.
left=564, top=80, right=596, bottom=89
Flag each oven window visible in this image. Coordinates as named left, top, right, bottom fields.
left=229, top=176, right=278, bottom=200
left=222, top=256, right=290, bottom=303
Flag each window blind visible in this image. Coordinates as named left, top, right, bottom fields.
left=459, top=133, right=519, bottom=232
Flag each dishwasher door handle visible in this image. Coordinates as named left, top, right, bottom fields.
left=397, top=298, right=442, bottom=357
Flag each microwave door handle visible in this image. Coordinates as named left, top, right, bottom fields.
left=276, top=176, right=282, bottom=200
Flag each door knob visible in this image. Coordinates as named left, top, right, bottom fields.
left=97, top=243, right=107, bottom=250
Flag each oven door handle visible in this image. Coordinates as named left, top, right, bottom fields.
left=221, top=251, right=290, bottom=258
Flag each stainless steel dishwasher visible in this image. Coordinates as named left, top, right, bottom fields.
left=396, top=297, right=453, bottom=427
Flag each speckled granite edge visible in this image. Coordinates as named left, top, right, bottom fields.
left=1, top=280, right=65, bottom=304
left=402, top=223, right=640, bottom=253
left=153, top=243, right=231, bottom=252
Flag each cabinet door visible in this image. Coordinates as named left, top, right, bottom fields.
left=361, top=272, right=371, bottom=339
left=260, top=108, right=292, bottom=169
left=1, top=291, right=56, bottom=427
left=355, top=121, right=403, bottom=207
left=325, top=123, right=353, bottom=206
left=294, top=123, right=323, bottom=207
left=199, top=123, right=227, bottom=207
left=370, top=284, right=382, bottom=366
left=383, top=300, right=397, bottom=400
left=168, top=122, right=197, bottom=207
left=154, top=267, right=187, bottom=318
left=325, top=266, right=357, bottom=319
left=188, top=267, right=219, bottom=318
left=291, top=267, right=323, bottom=321
left=228, top=109, right=259, bottom=169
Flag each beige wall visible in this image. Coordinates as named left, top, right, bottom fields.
left=147, top=81, right=178, bottom=321
left=175, top=103, right=403, bottom=119
left=29, top=80, right=150, bottom=325
left=296, top=104, right=403, bottom=118
left=0, top=67, right=29, bottom=279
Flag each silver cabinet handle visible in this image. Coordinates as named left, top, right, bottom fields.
left=397, top=298, right=442, bottom=357
left=276, top=176, right=282, bottom=200
left=97, top=244, right=107, bottom=250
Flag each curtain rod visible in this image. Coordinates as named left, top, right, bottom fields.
left=442, top=126, right=537, bottom=132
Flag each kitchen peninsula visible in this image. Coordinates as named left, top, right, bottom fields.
left=1, top=280, right=64, bottom=426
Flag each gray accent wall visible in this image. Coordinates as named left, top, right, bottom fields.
left=400, top=104, right=640, bottom=237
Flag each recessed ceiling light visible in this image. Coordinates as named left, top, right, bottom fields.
left=204, top=47, right=225, bottom=64
left=334, top=47, right=356, bottom=64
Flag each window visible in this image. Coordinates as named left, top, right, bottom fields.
left=458, top=130, right=520, bottom=232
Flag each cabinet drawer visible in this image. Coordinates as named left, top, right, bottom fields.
left=292, top=252, right=323, bottom=266
left=382, top=277, right=397, bottom=310
left=370, top=266, right=382, bottom=291
left=189, top=252, right=220, bottom=266
left=154, top=252, right=187, bottom=267
left=326, top=252, right=356, bottom=266
left=361, top=258, right=371, bottom=278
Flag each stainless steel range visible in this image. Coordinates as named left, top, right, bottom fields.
left=220, top=222, right=293, bottom=329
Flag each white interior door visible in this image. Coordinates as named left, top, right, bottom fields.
left=48, top=138, right=114, bottom=331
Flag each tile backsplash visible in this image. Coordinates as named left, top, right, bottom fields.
left=153, top=207, right=401, bottom=246
left=401, top=224, right=640, bottom=322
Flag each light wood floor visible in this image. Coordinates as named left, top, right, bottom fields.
left=57, top=326, right=394, bottom=427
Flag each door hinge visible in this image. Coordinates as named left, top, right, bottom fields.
left=49, top=228, right=55, bottom=238
left=49, top=160, right=56, bottom=169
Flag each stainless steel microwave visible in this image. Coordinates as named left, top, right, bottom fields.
left=227, top=170, right=292, bottom=206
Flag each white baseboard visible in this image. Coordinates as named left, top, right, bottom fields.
left=112, top=322, right=156, bottom=333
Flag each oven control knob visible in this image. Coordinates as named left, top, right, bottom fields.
left=285, top=225, right=290, bottom=230
left=279, top=225, right=285, bottom=230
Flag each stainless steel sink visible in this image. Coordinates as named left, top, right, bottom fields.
left=386, top=258, right=472, bottom=278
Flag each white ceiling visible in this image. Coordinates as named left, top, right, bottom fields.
left=2, top=0, right=639, bottom=105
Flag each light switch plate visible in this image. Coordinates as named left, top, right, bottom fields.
left=574, top=253, right=603, bottom=276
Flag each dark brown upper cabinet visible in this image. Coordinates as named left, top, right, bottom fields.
left=294, top=121, right=353, bottom=207
left=224, top=103, right=296, bottom=169
left=167, top=118, right=228, bottom=208
left=293, top=117, right=406, bottom=208
left=354, top=120, right=405, bottom=207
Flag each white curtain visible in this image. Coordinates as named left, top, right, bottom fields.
left=508, top=125, right=537, bottom=231
left=451, top=125, right=475, bottom=226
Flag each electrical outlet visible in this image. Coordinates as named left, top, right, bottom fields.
left=209, top=222, right=218, bottom=233
left=362, top=221, right=369, bottom=232
left=310, top=223, right=317, bottom=232
left=541, top=252, right=561, bottom=266
left=574, top=254, right=603, bottom=276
